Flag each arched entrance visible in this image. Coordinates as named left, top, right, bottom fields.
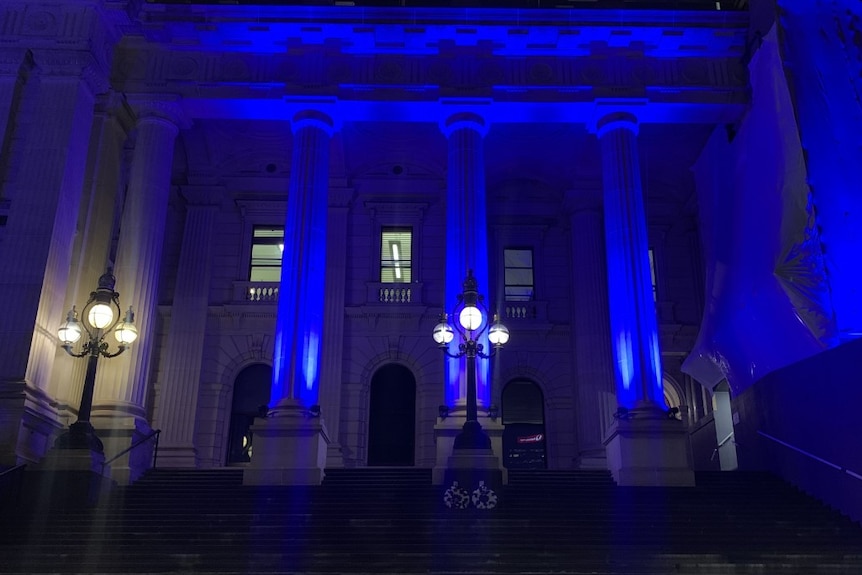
left=502, top=379, right=547, bottom=469
left=367, top=364, right=416, bottom=466
left=226, top=363, right=272, bottom=465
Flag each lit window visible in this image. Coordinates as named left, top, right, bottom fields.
left=380, top=227, right=412, bottom=283
left=648, top=248, right=657, bottom=301
left=250, top=226, right=284, bottom=281
left=504, top=248, right=534, bottom=301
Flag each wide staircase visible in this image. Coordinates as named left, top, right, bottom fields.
left=1, top=467, right=861, bottom=574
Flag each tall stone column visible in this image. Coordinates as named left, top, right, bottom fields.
left=441, top=112, right=491, bottom=411
left=565, top=191, right=616, bottom=468
left=53, top=92, right=132, bottom=421
left=245, top=110, right=335, bottom=485
left=0, top=51, right=104, bottom=465
left=320, top=186, right=353, bottom=468
left=151, top=186, right=221, bottom=467
left=91, top=96, right=186, bottom=483
left=433, top=111, right=503, bottom=487
left=596, top=111, right=693, bottom=486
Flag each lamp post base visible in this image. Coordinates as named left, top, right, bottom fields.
left=54, top=421, right=104, bottom=454
left=452, top=420, right=492, bottom=450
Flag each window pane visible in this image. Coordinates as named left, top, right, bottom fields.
left=504, top=249, right=533, bottom=268
left=381, top=227, right=412, bottom=284
left=250, top=226, right=284, bottom=281
left=504, top=248, right=534, bottom=302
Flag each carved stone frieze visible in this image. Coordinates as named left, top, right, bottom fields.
left=112, top=45, right=748, bottom=106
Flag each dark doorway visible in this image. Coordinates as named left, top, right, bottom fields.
left=226, top=363, right=272, bottom=465
left=367, top=364, right=416, bottom=466
left=501, top=379, right=547, bottom=469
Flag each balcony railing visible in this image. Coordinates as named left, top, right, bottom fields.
left=235, top=282, right=280, bottom=303
left=368, top=282, right=422, bottom=304
left=503, top=300, right=547, bottom=322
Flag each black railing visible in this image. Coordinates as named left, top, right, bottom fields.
left=102, top=429, right=162, bottom=477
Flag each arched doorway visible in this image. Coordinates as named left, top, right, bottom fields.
left=502, top=379, right=547, bottom=469
left=367, top=364, right=416, bottom=466
left=226, top=363, right=272, bottom=465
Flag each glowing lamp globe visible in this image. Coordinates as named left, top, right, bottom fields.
left=57, top=310, right=83, bottom=345
left=114, top=307, right=138, bottom=345
left=458, top=305, right=483, bottom=331
left=87, top=302, right=114, bottom=330
left=488, top=318, right=510, bottom=347
left=432, top=320, right=455, bottom=345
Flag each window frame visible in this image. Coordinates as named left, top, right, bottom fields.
left=379, top=226, right=414, bottom=284
left=249, top=225, right=285, bottom=282
left=503, top=247, right=536, bottom=302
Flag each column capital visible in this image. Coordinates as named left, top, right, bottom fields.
left=30, top=49, right=108, bottom=95
left=291, top=109, right=337, bottom=136
left=440, top=111, right=489, bottom=138
left=592, top=111, right=639, bottom=138
left=0, top=48, right=30, bottom=77
left=126, top=94, right=191, bottom=131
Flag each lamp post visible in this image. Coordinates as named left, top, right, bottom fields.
left=55, top=270, right=138, bottom=453
left=432, top=270, right=509, bottom=450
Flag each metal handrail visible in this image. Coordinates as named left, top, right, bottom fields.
left=0, top=463, right=26, bottom=479
left=710, top=432, right=737, bottom=462
left=102, top=429, right=161, bottom=474
left=758, top=430, right=862, bottom=481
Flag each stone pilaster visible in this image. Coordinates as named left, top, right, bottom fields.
left=320, top=186, right=354, bottom=468
left=245, top=109, right=334, bottom=486
left=565, top=191, right=615, bottom=468
left=595, top=111, right=692, bottom=486
left=90, top=96, right=186, bottom=482
left=0, top=53, right=103, bottom=465
left=152, top=186, right=222, bottom=468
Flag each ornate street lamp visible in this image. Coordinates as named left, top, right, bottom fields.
left=55, top=270, right=138, bottom=453
left=432, top=270, right=509, bottom=450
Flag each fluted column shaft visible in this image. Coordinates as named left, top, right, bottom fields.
left=566, top=194, right=617, bottom=461
left=152, top=188, right=220, bottom=464
left=598, top=113, right=665, bottom=409
left=442, top=113, right=491, bottom=409
left=270, top=111, right=333, bottom=411
left=93, top=100, right=182, bottom=417
left=319, top=187, right=353, bottom=464
left=53, top=93, right=131, bottom=408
